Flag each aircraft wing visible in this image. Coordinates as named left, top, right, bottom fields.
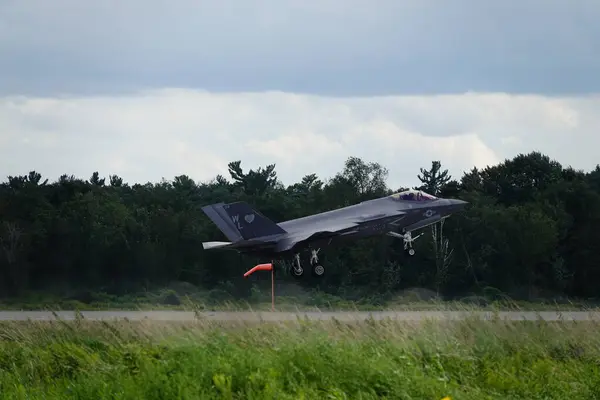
left=274, top=221, right=360, bottom=252
left=273, top=211, right=408, bottom=252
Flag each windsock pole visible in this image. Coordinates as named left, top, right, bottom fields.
left=243, top=262, right=275, bottom=311
left=271, top=261, right=274, bottom=312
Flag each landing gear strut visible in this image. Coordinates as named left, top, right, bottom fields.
left=402, top=231, right=423, bottom=256
left=291, top=253, right=304, bottom=277
left=387, top=230, right=423, bottom=256
left=289, top=248, right=325, bottom=278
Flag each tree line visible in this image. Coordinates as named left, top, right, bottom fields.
left=1, top=152, right=599, bottom=302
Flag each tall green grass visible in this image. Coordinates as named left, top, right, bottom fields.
left=1, top=314, right=599, bottom=399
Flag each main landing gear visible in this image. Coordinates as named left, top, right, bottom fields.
left=289, top=249, right=325, bottom=278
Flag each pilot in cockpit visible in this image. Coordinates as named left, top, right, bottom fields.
left=390, top=189, right=435, bottom=202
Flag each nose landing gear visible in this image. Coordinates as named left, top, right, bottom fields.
left=387, top=230, right=423, bottom=256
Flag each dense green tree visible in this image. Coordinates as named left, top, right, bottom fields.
left=0, top=151, right=598, bottom=302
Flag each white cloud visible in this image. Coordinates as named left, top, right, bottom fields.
left=0, top=89, right=598, bottom=190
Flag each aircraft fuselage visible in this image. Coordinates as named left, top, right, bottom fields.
left=201, top=189, right=468, bottom=278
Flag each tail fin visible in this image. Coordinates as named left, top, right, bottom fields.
left=201, top=202, right=245, bottom=242
left=222, top=201, right=287, bottom=240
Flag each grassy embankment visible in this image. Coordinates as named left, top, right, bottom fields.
left=1, top=312, right=599, bottom=399
left=1, top=283, right=598, bottom=311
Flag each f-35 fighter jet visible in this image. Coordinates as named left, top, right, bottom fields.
left=201, top=189, right=468, bottom=278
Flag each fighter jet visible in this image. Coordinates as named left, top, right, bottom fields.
left=201, top=189, right=468, bottom=278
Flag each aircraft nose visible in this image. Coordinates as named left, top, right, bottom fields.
left=448, top=199, right=468, bottom=209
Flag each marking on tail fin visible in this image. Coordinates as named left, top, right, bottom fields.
left=223, top=202, right=286, bottom=240
left=231, top=214, right=242, bottom=229
left=231, top=213, right=256, bottom=228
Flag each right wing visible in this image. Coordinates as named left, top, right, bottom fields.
left=275, top=221, right=359, bottom=252
left=274, top=212, right=407, bottom=252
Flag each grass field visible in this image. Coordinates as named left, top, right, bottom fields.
left=1, top=313, right=599, bottom=399
left=2, top=283, right=599, bottom=312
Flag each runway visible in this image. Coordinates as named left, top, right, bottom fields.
left=0, top=310, right=598, bottom=322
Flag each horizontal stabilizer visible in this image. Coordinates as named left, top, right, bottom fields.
left=202, top=241, right=233, bottom=250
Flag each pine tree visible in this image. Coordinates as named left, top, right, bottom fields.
left=416, top=161, right=451, bottom=196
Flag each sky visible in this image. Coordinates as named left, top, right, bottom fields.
left=1, top=0, right=599, bottom=190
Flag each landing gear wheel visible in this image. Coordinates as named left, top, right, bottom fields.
left=312, top=264, right=325, bottom=277
left=309, top=248, right=325, bottom=277
left=408, top=248, right=415, bottom=256
left=290, top=253, right=304, bottom=278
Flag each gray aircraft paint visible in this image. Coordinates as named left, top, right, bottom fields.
left=201, top=189, right=468, bottom=257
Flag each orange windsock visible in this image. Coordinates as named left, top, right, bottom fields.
left=243, top=263, right=273, bottom=277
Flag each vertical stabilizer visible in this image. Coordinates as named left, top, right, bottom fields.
left=201, top=203, right=244, bottom=242
left=222, top=201, right=287, bottom=240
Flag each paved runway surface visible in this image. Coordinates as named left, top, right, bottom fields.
left=0, top=310, right=598, bottom=322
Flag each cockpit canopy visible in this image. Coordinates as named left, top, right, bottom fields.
left=388, top=189, right=437, bottom=202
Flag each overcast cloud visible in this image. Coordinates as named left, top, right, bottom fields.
left=0, top=1, right=598, bottom=189
left=1, top=0, right=599, bottom=95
